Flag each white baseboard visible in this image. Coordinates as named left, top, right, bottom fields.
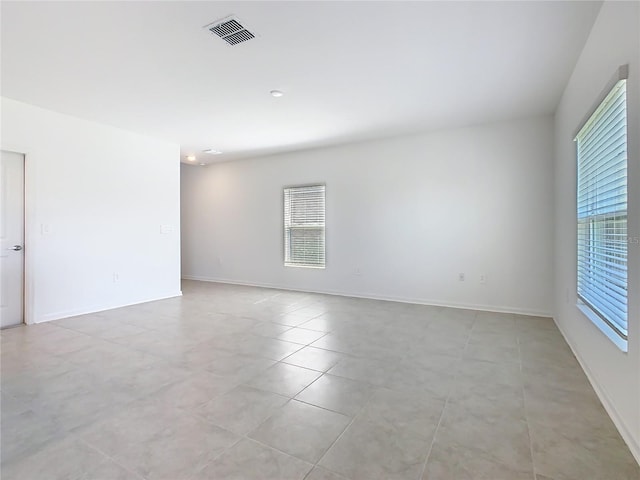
left=35, top=291, right=183, bottom=324
left=181, top=275, right=551, bottom=318
left=553, top=317, right=640, bottom=466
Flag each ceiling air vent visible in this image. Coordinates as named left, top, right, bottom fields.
left=206, top=16, right=255, bottom=46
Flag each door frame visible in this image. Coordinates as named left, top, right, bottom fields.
left=2, top=144, right=32, bottom=325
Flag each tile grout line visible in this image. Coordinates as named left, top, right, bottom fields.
left=194, top=371, right=350, bottom=479
left=173, top=307, right=379, bottom=478
left=68, top=434, right=147, bottom=480
left=517, top=331, right=538, bottom=480
left=186, top=433, right=246, bottom=480
left=190, top=387, right=338, bottom=479
left=297, top=316, right=404, bottom=479
left=71, top=384, right=245, bottom=480
left=417, top=311, right=477, bottom=480
left=305, top=381, right=376, bottom=479
left=239, top=433, right=316, bottom=476
left=243, top=379, right=355, bottom=475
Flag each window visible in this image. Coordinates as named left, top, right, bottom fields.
left=576, top=70, right=628, bottom=350
left=284, top=184, right=325, bottom=268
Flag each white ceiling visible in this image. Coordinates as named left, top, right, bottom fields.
left=1, top=1, right=601, bottom=165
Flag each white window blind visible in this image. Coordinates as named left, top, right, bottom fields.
left=284, top=184, right=325, bottom=268
left=576, top=78, right=627, bottom=342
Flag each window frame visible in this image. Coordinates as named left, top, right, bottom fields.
left=283, top=183, right=326, bottom=269
left=574, top=65, right=629, bottom=352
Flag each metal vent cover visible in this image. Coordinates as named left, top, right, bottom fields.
left=205, top=16, right=256, bottom=46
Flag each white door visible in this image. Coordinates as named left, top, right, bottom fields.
left=0, top=151, right=25, bottom=328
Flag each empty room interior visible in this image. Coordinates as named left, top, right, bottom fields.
left=1, top=1, right=639, bottom=479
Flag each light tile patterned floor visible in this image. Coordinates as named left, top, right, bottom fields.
left=1, top=280, right=638, bottom=480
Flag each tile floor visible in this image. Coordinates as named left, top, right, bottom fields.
left=1, top=280, right=638, bottom=480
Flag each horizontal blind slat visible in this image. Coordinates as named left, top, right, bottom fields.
left=284, top=185, right=326, bottom=267
left=576, top=79, right=628, bottom=341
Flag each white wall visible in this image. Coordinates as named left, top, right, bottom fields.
left=1, top=98, right=182, bottom=323
left=182, top=116, right=554, bottom=316
left=553, top=1, right=640, bottom=462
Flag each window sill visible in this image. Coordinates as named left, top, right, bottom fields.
left=576, top=302, right=628, bottom=352
left=284, top=264, right=326, bottom=269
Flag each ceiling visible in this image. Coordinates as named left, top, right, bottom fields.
left=1, top=1, right=601, bottom=165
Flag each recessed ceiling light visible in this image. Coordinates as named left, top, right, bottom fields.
left=203, top=149, right=223, bottom=155
left=199, top=163, right=206, bottom=166
left=186, top=155, right=196, bottom=161
left=270, top=90, right=284, bottom=97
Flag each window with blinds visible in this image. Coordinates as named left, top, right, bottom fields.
left=284, top=184, right=325, bottom=268
left=576, top=75, right=628, bottom=348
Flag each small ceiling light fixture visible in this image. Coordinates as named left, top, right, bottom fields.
left=186, top=155, right=196, bottom=161
left=199, top=163, right=206, bottom=166
left=203, top=149, right=223, bottom=155
left=270, top=90, right=284, bottom=97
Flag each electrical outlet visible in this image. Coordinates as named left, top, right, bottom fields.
left=354, top=267, right=362, bottom=276
left=480, top=274, right=487, bottom=284
left=459, top=273, right=465, bottom=282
